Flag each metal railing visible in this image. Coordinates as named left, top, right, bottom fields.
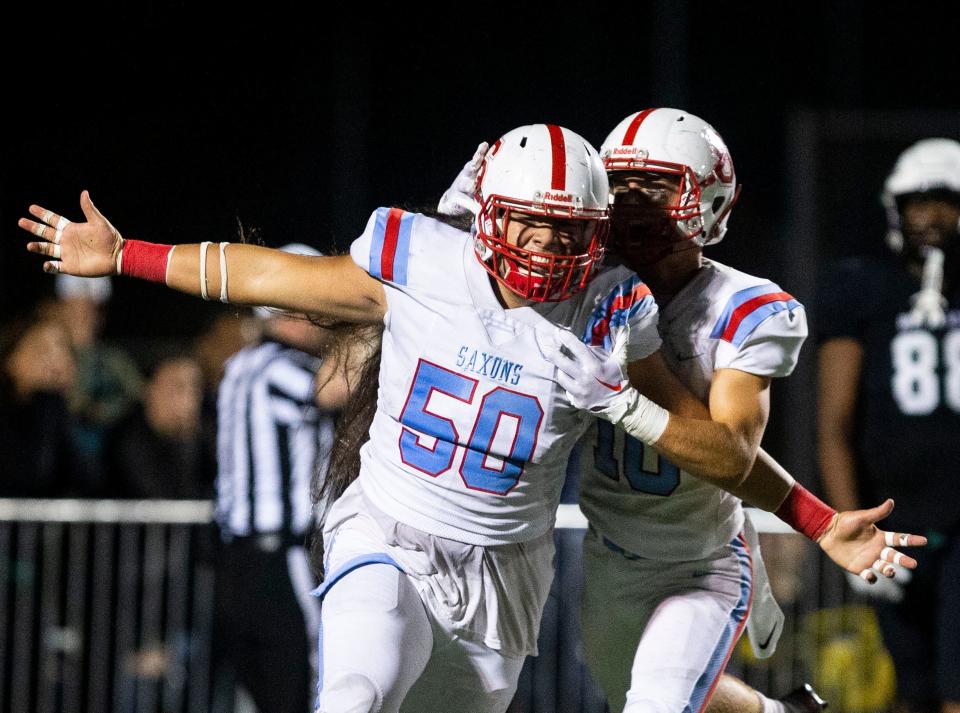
left=0, top=500, right=885, bottom=713
left=0, top=500, right=215, bottom=713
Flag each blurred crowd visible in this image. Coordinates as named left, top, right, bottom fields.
left=0, top=273, right=249, bottom=501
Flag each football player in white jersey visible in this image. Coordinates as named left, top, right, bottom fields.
left=558, top=108, right=909, bottom=713
left=427, top=114, right=927, bottom=713
left=8, top=123, right=725, bottom=712
left=20, top=122, right=924, bottom=713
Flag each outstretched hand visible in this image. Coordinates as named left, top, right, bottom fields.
left=19, top=191, right=123, bottom=276
left=818, top=498, right=927, bottom=584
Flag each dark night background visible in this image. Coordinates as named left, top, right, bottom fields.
left=2, top=2, right=958, bottom=480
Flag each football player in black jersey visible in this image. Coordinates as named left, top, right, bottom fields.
left=818, top=138, right=960, bottom=713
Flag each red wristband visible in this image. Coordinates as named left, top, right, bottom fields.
left=120, top=240, right=173, bottom=284
left=775, top=483, right=837, bottom=541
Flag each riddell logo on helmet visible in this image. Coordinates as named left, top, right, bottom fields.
left=543, top=192, right=574, bottom=203
left=612, top=147, right=645, bottom=157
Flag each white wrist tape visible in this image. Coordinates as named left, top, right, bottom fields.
left=601, top=389, right=670, bottom=445
left=199, top=241, right=211, bottom=301
left=218, top=242, right=229, bottom=303
left=164, top=244, right=175, bottom=284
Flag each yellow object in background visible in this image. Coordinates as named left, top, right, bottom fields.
left=803, top=606, right=896, bottom=713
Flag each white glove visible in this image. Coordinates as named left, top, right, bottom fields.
left=845, top=565, right=911, bottom=604
left=544, top=327, right=669, bottom=444
left=437, top=142, right=488, bottom=218
left=546, top=327, right=629, bottom=412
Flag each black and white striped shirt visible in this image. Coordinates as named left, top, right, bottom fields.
left=215, top=339, right=333, bottom=540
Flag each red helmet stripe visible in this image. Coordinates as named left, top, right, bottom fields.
left=621, top=108, right=657, bottom=146
left=546, top=124, right=567, bottom=190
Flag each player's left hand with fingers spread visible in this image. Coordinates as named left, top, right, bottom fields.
left=817, top=498, right=927, bottom=584
left=18, top=190, right=124, bottom=277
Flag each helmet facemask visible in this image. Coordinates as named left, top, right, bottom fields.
left=475, top=194, right=607, bottom=302
left=473, top=124, right=611, bottom=303
left=607, top=167, right=700, bottom=265
left=894, top=191, right=960, bottom=291
left=896, top=190, right=960, bottom=253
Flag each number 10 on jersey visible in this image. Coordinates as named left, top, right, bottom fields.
left=593, top=420, right=680, bottom=496
left=398, top=360, right=544, bottom=495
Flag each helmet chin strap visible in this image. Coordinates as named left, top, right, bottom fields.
left=909, top=246, right=947, bottom=329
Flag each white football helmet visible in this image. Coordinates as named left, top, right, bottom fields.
left=600, top=108, right=740, bottom=250
left=882, top=137, right=960, bottom=254
left=475, top=124, right=610, bottom=302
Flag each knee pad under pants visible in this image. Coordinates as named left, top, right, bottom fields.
left=318, top=562, right=433, bottom=713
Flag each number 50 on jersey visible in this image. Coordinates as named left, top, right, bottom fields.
left=398, top=360, right=545, bottom=495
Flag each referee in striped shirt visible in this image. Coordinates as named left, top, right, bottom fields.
left=211, top=244, right=334, bottom=713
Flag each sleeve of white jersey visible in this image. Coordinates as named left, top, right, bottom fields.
left=715, top=304, right=808, bottom=378
left=585, top=272, right=662, bottom=363
left=349, top=207, right=419, bottom=289
left=615, top=277, right=662, bottom=363
left=624, top=296, right=661, bottom=363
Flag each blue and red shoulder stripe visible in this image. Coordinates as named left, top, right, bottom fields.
left=582, top=275, right=655, bottom=348
left=368, top=207, right=415, bottom=285
left=710, top=284, right=801, bottom=347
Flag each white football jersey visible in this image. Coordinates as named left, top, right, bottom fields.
left=579, top=258, right=807, bottom=560
left=350, top=208, right=661, bottom=546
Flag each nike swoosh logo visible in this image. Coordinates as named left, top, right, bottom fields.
left=595, top=378, right=623, bottom=392
left=757, top=623, right=778, bottom=650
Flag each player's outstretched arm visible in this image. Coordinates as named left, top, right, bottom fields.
left=547, top=329, right=929, bottom=580
left=20, top=191, right=386, bottom=323
left=738, top=450, right=927, bottom=581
